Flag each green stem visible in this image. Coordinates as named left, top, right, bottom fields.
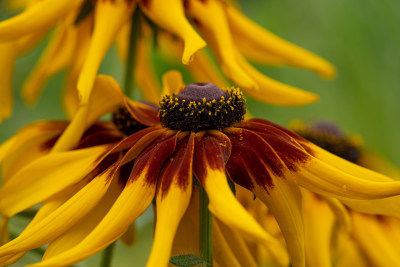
left=100, top=242, right=115, bottom=267
left=199, top=186, right=213, bottom=267
left=124, top=7, right=142, bottom=98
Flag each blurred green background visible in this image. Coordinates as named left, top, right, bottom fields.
left=1, top=0, right=400, bottom=266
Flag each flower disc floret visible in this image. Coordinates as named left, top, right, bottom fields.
left=112, top=106, right=147, bottom=136
left=159, top=83, right=246, bottom=131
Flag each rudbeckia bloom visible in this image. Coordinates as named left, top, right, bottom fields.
left=1, top=73, right=400, bottom=267
left=0, top=0, right=335, bottom=121
left=286, top=121, right=400, bottom=267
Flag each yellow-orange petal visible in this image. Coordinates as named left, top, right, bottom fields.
left=161, top=70, right=186, bottom=96
left=187, top=0, right=257, bottom=90
left=0, top=42, right=16, bottom=122
left=146, top=134, right=194, bottom=267
left=77, top=0, right=135, bottom=105
left=0, top=145, right=109, bottom=217
left=225, top=4, right=336, bottom=79
left=0, top=0, right=84, bottom=41
left=139, top=0, right=206, bottom=64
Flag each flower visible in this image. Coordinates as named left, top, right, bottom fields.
left=287, top=121, right=400, bottom=267
left=1, top=73, right=400, bottom=267
left=0, top=0, right=335, bottom=121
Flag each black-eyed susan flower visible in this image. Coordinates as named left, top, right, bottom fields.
left=1, top=72, right=400, bottom=267
left=288, top=121, right=400, bottom=267
left=0, top=0, right=335, bottom=121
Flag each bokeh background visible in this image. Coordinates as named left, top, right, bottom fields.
left=1, top=0, right=400, bottom=266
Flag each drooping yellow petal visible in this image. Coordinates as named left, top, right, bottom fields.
left=31, top=134, right=178, bottom=267
left=0, top=145, right=109, bottom=217
left=0, top=164, right=118, bottom=257
left=43, top=176, right=123, bottom=259
left=254, top=177, right=303, bottom=267
left=0, top=42, right=16, bottom=122
left=62, top=14, right=93, bottom=118
left=334, top=230, right=369, bottom=267
left=302, top=191, right=335, bottom=267
left=235, top=52, right=319, bottom=106
left=77, top=0, right=135, bottom=105
left=134, top=31, right=161, bottom=104
left=225, top=4, right=336, bottom=79
left=213, top=220, right=241, bottom=267
left=21, top=15, right=77, bottom=105
left=351, top=213, right=400, bottom=266
left=187, top=0, right=257, bottom=90
left=52, top=75, right=124, bottom=152
left=139, top=0, right=206, bottom=64
left=146, top=134, right=194, bottom=267
left=119, top=223, right=137, bottom=247
left=216, top=218, right=258, bottom=267
left=161, top=70, right=186, bottom=96
left=193, top=131, right=275, bottom=245
left=0, top=0, right=84, bottom=41
left=295, top=157, right=400, bottom=200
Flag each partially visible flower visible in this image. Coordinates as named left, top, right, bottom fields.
left=289, top=121, right=400, bottom=267
left=0, top=0, right=335, bottom=121
left=1, top=73, right=400, bottom=267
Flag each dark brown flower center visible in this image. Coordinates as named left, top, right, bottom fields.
left=158, top=83, right=246, bottom=132
left=112, top=106, right=147, bottom=136
left=294, top=122, right=361, bottom=163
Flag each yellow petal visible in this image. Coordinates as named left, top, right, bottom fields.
left=302, top=191, right=335, bottom=267
left=235, top=52, right=319, bottom=106
left=0, top=164, right=117, bottom=257
left=119, top=223, right=137, bottom=247
left=0, top=42, right=16, bottom=122
left=351, top=213, right=400, bottom=266
left=296, top=157, right=400, bottom=199
left=30, top=172, right=156, bottom=267
left=134, top=33, right=161, bottom=104
left=21, top=15, right=77, bottom=105
left=140, top=0, right=206, bottom=64
left=161, top=70, right=186, bottom=96
left=215, top=218, right=258, bottom=267
left=77, top=0, right=135, bottom=105
left=52, top=75, right=124, bottom=152
left=0, top=145, right=109, bottom=217
left=146, top=134, right=194, bottom=267
left=254, top=178, right=303, bottom=267
left=0, top=217, right=9, bottom=246
left=225, top=4, right=336, bottom=79
left=334, top=230, right=369, bottom=267
left=212, top=220, right=241, bottom=267
left=43, top=177, right=122, bottom=258
left=187, top=0, right=257, bottom=90
left=0, top=0, right=84, bottom=41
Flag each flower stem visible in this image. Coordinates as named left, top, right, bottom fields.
left=100, top=242, right=115, bottom=267
left=199, top=186, right=213, bottom=267
left=124, top=7, right=142, bottom=98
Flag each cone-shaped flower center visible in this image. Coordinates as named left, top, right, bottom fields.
left=112, top=107, right=147, bottom=136
left=159, top=83, right=246, bottom=131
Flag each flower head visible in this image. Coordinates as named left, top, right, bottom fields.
left=0, top=0, right=335, bottom=121
left=1, top=73, right=400, bottom=267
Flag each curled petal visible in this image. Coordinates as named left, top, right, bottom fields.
left=0, top=0, right=84, bottom=41
left=124, top=99, right=160, bottom=127
left=225, top=4, right=336, bottom=79
left=193, top=131, right=274, bottom=244
left=147, top=134, right=194, bottom=267
left=139, top=0, right=206, bottom=64
left=187, top=0, right=257, bottom=90
left=77, top=0, right=135, bottom=105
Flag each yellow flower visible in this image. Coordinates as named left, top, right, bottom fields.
left=288, top=121, right=400, bottom=267
left=1, top=73, right=400, bottom=267
left=0, top=0, right=335, bottom=121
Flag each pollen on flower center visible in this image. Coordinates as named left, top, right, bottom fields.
left=112, top=106, right=147, bottom=136
left=159, top=83, right=246, bottom=131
